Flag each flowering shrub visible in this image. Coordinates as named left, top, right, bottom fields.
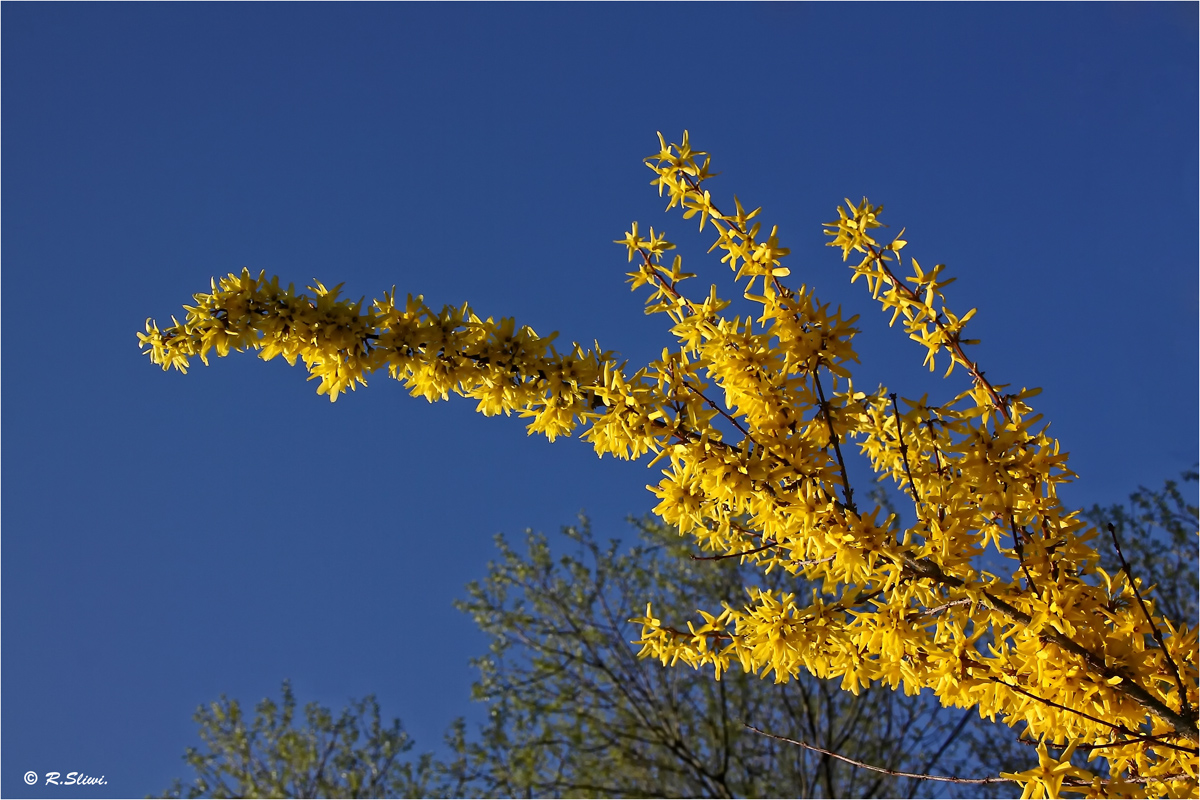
left=140, top=133, right=1198, bottom=798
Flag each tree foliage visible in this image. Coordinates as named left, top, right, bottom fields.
left=1086, top=470, right=1198, bottom=628
left=454, top=515, right=978, bottom=798
left=141, top=133, right=1199, bottom=798
left=160, top=474, right=1194, bottom=798
left=161, top=516, right=983, bottom=799
left=160, top=681, right=457, bottom=799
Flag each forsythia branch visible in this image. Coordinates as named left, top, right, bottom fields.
left=140, top=132, right=1199, bottom=798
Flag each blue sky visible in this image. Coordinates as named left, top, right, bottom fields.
left=2, top=3, right=1196, bottom=797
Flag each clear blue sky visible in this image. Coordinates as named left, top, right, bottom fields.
left=3, top=3, right=1196, bottom=797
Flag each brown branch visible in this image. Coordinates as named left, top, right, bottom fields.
left=1107, top=522, right=1194, bottom=720
left=643, top=291, right=1199, bottom=744
left=922, top=414, right=947, bottom=525
left=743, top=724, right=1014, bottom=785
left=1007, top=515, right=1042, bottom=600
left=690, top=541, right=833, bottom=566
left=690, top=519, right=834, bottom=565
left=658, top=624, right=733, bottom=643
left=819, top=586, right=888, bottom=617
left=923, top=415, right=947, bottom=478
left=889, top=393, right=920, bottom=507
left=636, top=248, right=687, bottom=306
left=988, top=678, right=1198, bottom=755
left=865, top=243, right=1010, bottom=423
left=679, top=375, right=752, bottom=440
left=899, top=554, right=1199, bottom=743
left=744, top=724, right=1192, bottom=788
left=813, top=368, right=856, bottom=514
left=1076, top=735, right=1194, bottom=753
left=690, top=540, right=778, bottom=561
left=918, top=598, right=975, bottom=619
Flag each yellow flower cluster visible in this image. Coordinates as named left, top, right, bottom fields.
left=138, top=274, right=614, bottom=442
left=139, top=133, right=1197, bottom=797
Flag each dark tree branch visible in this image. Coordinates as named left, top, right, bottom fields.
left=988, top=678, right=1198, bottom=755
left=1107, top=522, right=1194, bottom=720
left=813, top=368, right=857, bottom=515
left=889, top=392, right=920, bottom=507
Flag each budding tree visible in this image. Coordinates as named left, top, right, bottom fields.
left=140, top=133, right=1198, bottom=798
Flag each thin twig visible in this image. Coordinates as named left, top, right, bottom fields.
left=864, top=242, right=1010, bottom=423
left=690, top=540, right=777, bottom=561
left=813, top=368, right=856, bottom=514
left=915, top=709, right=973, bottom=785
left=681, top=376, right=751, bottom=440
left=1076, top=735, right=1188, bottom=752
left=744, top=724, right=1192, bottom=787
left=691, top=544, right=833, bottom=565
left=658, top=624, right=733, bottom=643
left=1007, top=515, right=1042, bottom=600
left=1107, top=522, right=1194, bottom=720
left=889, top=392, right=920, bottom=506
left=689, top=520, right=836, bottom=565
left=922, top=414, right=947, bottom=524
left=988, top=678, right=1198, bottom=755
left=636, top=248, right=687, bottom=306
left=919, top=598, right=974, bottom=619
left=1011, top=731, right=1199, bottom=760
left=743, top=724, right=1013, bottom=785
left=923, top=415, right=947, bottom=477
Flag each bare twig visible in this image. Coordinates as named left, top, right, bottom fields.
left=922, top=414, right=947, bottom=525
left=918, top=598, right=974, bottom=619
left=689, top=520, right=835, bottom=565
left=744, top=724, right=1192, bottom=787
left=914, top=709, right=973, bottom=786
left=813, top=368, right=856, bottom=514
left=743, top=724, right=1013, bottom=785
left=1107, top=522, right=1194, bottom=720
left=690, top=540, right=777, bottom=561
left=690, top=544, right=833, bottom=566
left=1007, top=515, right=1042, bottom=600
left=680, top=375, right=751, bottom=440
left=889, top=392, right=920, bottom=506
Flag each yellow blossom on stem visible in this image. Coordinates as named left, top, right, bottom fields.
left=140, top=133, right=1199, bottom=798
